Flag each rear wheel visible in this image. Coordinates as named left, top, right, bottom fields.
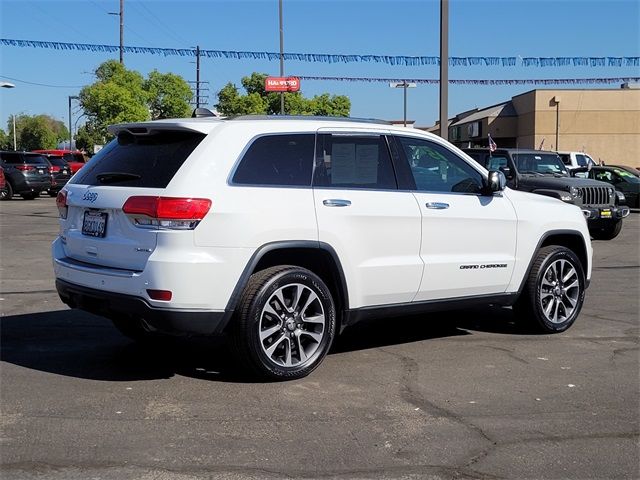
left=0, top=182, right=13, bottom=200
left=514, top=246, right=585, bottom=333
left=232, top=266, right=336, bottom=380
left=590, top=220, right=622, bottom=240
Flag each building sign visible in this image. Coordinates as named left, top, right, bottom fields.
left=265, top=77, right=301, bottom=92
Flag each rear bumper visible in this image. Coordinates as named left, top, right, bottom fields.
left=56, top=279, right=229, bottom=335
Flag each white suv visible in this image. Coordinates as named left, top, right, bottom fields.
left=53, top=115, right=593, bottom=380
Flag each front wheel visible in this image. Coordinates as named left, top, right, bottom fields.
left=232, top=266, right=336, bottom=380
left=590, top=220, right=622, bottom=240
left=514, top=246, right=585, bottom=333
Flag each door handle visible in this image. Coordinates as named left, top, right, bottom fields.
left=323, top=199, right=351, bottom=207
left=425, top=202, right=449, bottom=209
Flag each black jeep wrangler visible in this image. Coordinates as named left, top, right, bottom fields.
left=464, top=148, right=630, bottom=240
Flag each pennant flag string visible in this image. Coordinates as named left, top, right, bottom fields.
left=297, top=76, right=640, bottom=85
left=2, top=39, right=639, bottom=68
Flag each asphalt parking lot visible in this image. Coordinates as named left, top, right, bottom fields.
left=1, top=197, right=638, bottom=480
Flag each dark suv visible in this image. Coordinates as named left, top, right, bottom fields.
left=0, top=151, right=52, bottom=200
left=43, top=154, right=72, bottom=197
left=464, top=148, right=630, bottom=240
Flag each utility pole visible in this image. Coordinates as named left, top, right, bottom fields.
left=196, top=45, right=201, bottom=108
left=109, top=0, right=124, bottom=64
left=189, top=46, right=209, bottom=108
left=278, top=0, right=285, bottom=114
left=439, top=0, right=449, bottom=140
left=119, top=0, right=124, bottom=64
left=13, top=114, right=16, bottom=151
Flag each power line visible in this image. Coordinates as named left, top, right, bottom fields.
left=0, top=75, right=85, bottom=89
left=131, top=1, right=190, bottom=46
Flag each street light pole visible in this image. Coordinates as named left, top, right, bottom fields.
left=439, top=0, right=449, bottom=140
left=69, top=96, right=79, bottom=150
left=278, top=0, right=285, bottom=115
left=390, top=82, right=417, bottom=127
left=13, top=114, right=17, bottom=151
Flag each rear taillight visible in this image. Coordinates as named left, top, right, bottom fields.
left=15, top=165, right=35, bottom=171
left=122, top=196, right=211, bottom=230
left=50, top=166, right=61, bottom=173
left=56, top=190, right=68, bottom=219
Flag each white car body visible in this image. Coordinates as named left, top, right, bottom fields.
left=52, top=116, right=592, bottom=338
left=557, top=151, right=597, bottom=170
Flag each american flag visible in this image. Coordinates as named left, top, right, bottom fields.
left=488, top=134, right=497, bottom=152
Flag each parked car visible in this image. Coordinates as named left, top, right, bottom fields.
left=43, top=154, right=73, bottom=197
left=463, top=148, right=630, bottom=240
left=0, top=151, right=52, bottom=200
left=572, top=166, right=640, bottom=208
left=54, top=114, right=593, bottom=380
left=556, top=151, right=597, bottom=170
left=608, top=165, right=640, bottom=177
left=32, top=149, right=87, bottom=174
left=0, top=166, right=5, bottom=191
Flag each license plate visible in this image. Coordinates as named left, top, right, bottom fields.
left=38, top=169, right=44, bottom=174
left=82, top=211, right=108, bottom=237
left=600, top=209, right=612, bottom=218
left=62, top=169, right=68, bottom=175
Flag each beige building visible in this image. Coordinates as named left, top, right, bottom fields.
left=424, top=87, right=640, bottom=166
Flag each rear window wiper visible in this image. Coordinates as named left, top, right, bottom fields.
left=96, top=172, right=142, bottom=184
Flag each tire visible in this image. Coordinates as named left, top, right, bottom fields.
left=231, top=266, right=336, bottom=380
left=0, top=182, right=13, bottom=201
left=514, top=246, right=585, bottom=333
left=590, top=220, right=623, bottom=240
left=48, top=191, right=58, bottom=198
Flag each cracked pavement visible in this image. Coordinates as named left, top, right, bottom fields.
left=1, top=198, right=638, bottom=479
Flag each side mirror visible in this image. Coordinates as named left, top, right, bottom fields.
left=485, top=170, right=507, bottom=193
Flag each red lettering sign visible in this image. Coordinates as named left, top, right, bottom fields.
left=264, top=76, right=301, bottom=92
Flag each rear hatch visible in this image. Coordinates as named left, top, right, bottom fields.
left=60, top=128, right=206, bottom=271
left=21, top=154, right=52, bottom=185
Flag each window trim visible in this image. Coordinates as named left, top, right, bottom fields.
left=227, top=132, right=317, bottom=189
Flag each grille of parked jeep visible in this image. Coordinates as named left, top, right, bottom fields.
left=578, top=187, right=610, bottom=206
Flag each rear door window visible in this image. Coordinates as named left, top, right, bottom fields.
left=1, top=152, right=24, bottom=164
left=313, top=134, right=397, bottom=190
left=232, top=134, right=315, bottom=186
left=72, top=130, right=205, bottom=188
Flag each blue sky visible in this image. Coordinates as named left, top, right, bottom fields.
left=1, top=0, right=639, bottom=133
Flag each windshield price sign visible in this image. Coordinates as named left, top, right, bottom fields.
left=265, top=77, right=300, bottom=92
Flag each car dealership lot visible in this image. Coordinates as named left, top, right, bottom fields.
left=1, top=197, right=638, bottom=479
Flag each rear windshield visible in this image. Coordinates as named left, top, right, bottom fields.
left=47, top=156, right=68, bottom=167
left=23, top=154, right=50, bottom=166
left=63, top=153, right=86, bottom=163
left=72, top=130, right=205, bottom=188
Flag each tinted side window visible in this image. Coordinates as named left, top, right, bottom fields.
left=233, top=134, right=315, bottom=186
left=397, top=137, right=483, bottom=194
left=559, top=154, right=571, bottom=165
left=1, top=152, right=23, bottom=164
left=73, top=130, right=205, bottom=188
left=313, top=134, right=397, bottom=189
left=23, top=154, right=50, bottom=166
left=487, top=155, right=509, bottom=170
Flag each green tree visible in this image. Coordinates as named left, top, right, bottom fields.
left=216, top=72, right=351, bottom=117
left=75, top=121, right=106, bottom=155
left=0, top=128, right=12, bottom=150
left=4, top=114, right=68, bottom=150
left=18, top=116, right=58, bottom=150
left=79, top=60, right=193, bottom=144
left=145, top=70, right=193, bottom=119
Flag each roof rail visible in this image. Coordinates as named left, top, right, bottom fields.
left=229, top=115, right=392, bottom=125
